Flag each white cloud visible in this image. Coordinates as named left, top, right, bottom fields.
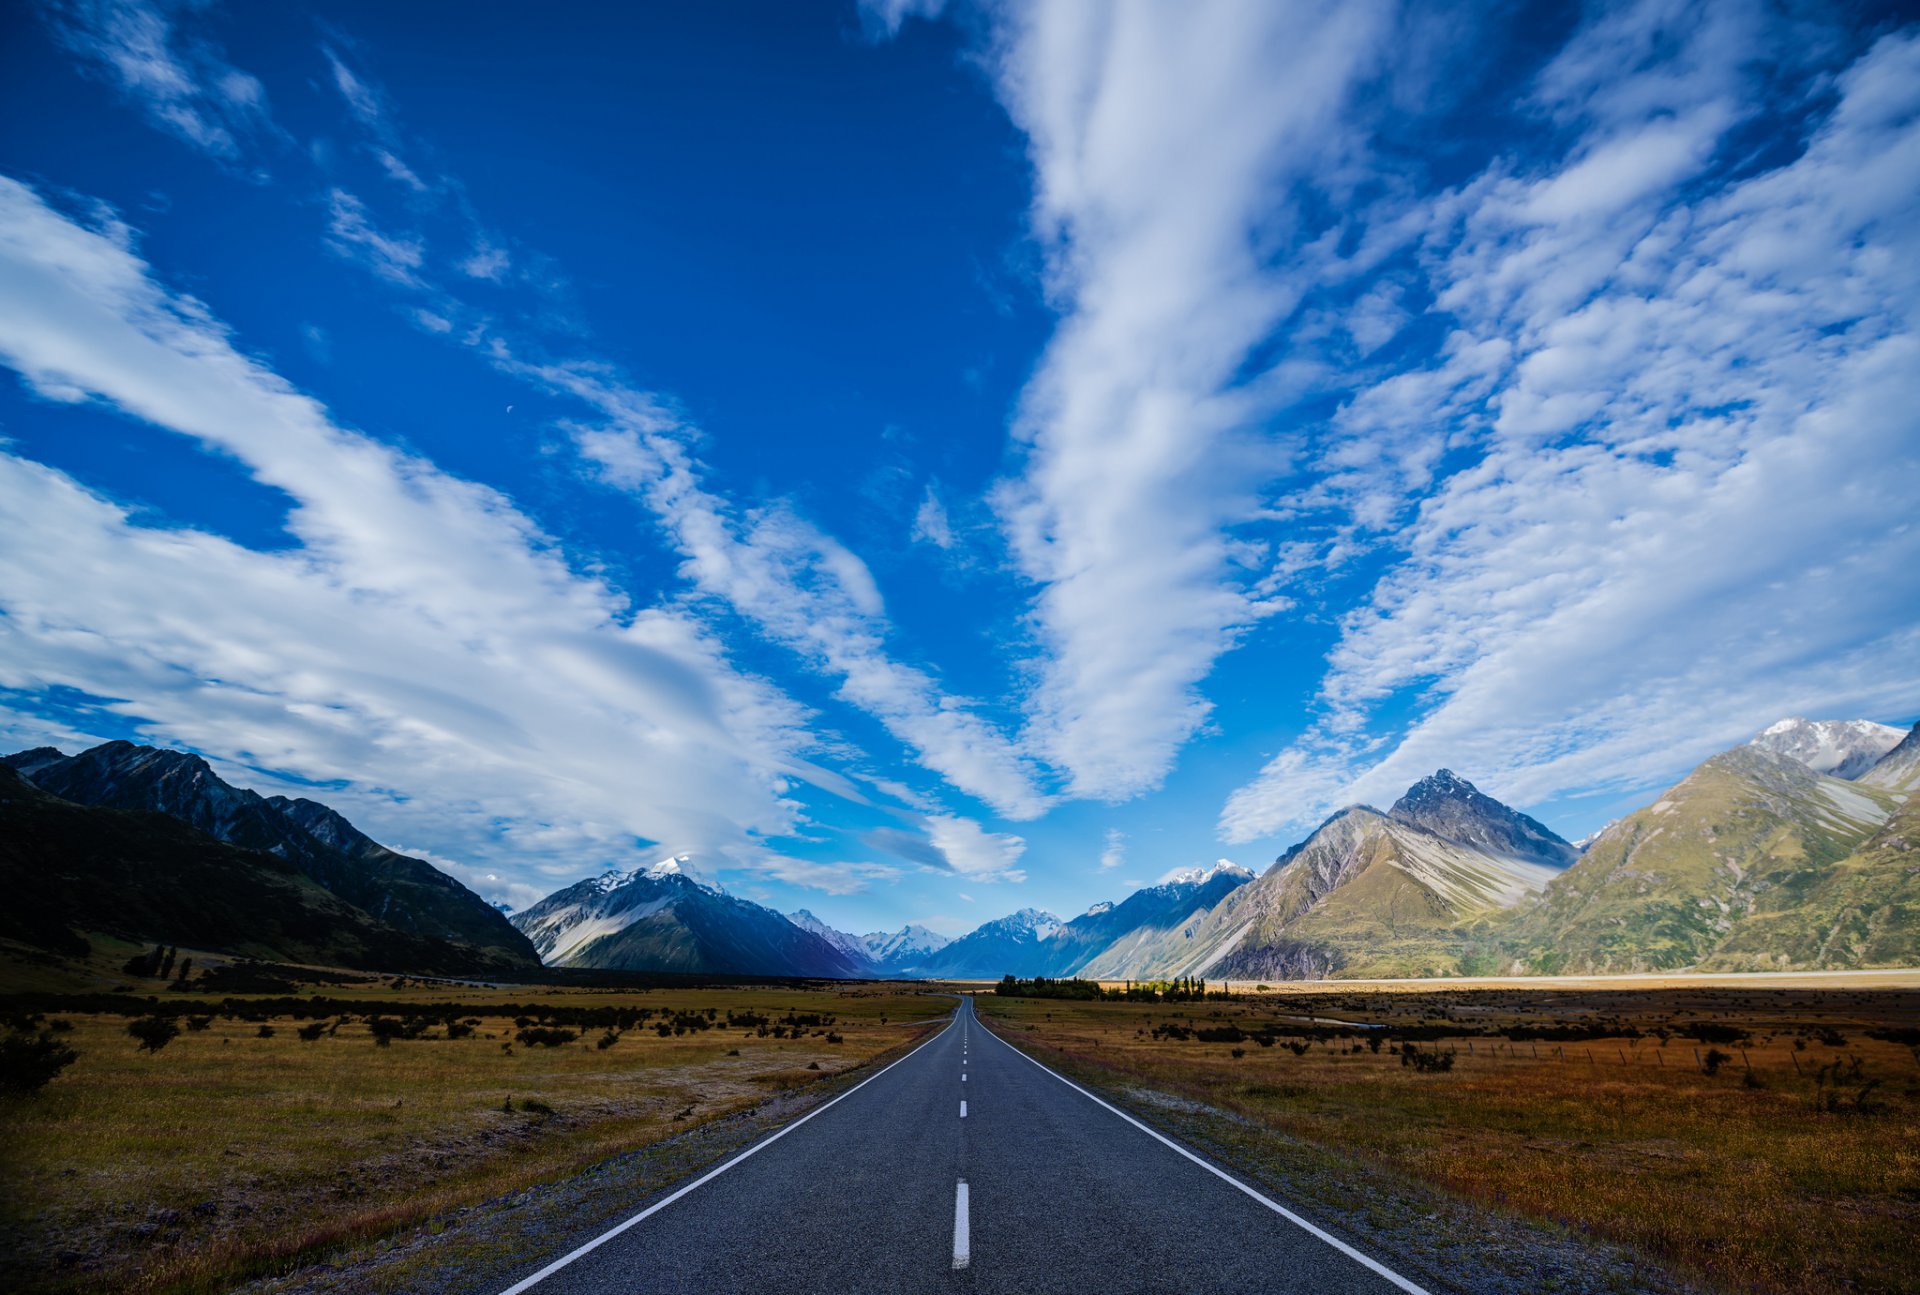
left=0, top=174, right=896, bottom=897
left=980, top=2, right=1398, bottom=801
left=863, top=813, right=1027, bottom=883
left=324, top=187, right=425, bottom=286
left=856, top=0, right=947, bottom=41
left=1098, top=827, right=1124, bottom=870
left=43, top=0, right=276, bottom=165
left=288, top=47, right=1052, bottom=825
left=517, top=370, right=1054, bottom=821
left=923, top=814, right=1027, bottom=883
left=1222, top=24, right=1920, bottom=840
left=461, top=241, right=512, bottom=281
left=911, top=483, right=954, bottom=549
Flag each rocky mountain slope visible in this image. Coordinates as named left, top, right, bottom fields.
left=1388, top=770, right=1577, bottom=867
left=5, top=742, right=538, bottom=971
left=1860, top=721, right=1920, bottom=795
left=1118, top=779, right=1570, bottom=981
left=0, top=765, right=522, bottom=974
left=1749, top=717, right=1906, bottom=780
left=1057, top=863, right=1255, bottom=978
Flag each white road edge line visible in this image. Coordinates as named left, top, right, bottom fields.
left=976, top=1012, right=1431, bottom=1295
left=952, top=1180, right=971, bottom=1269
left=496, top=1004, right=960, bottom=1294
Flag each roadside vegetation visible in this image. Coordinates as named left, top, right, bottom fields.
left=978, top=984, right=1920, bottom=1295
left=0, top=936, right=948, bottom=1294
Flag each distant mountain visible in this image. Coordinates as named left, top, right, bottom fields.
left=1749, top=717, right=1906, bottom=780
left=1503, top=745, right=1899, bottom=973
left=1860, top=721, right=1920, bottom=795
left=5, top=742, right=537, bottom=971
left=911, top=908, right=1062, bottom=979
left=1388, top=769, right=1577, bottom=867
left=787, top=910, right=875, bottom=970
left=1061, top=863, right=1255, bottom=978
left=859, top=923, right=952, bottom=975
left=0, top=765, right=520, bottom=974
left=512, top=860, right=866, bottom=977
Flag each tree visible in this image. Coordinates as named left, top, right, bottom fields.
left=0, top=1030, right=79, bottom=1093
left=128, top=1016, right=180, bottom=1054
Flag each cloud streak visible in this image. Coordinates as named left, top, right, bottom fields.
left=0, top=175, right=884, bottom=899
left=1222, top=15, right=1920, bottom=839
left=981, top=2, right=1397, bottom=802
left=41, top=0, right=276, bottom=166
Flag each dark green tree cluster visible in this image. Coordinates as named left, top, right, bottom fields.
left=993, top=974, right=1231, bottom=1002
left=0, top=1015, right=79, bottom=1094
left=120, top=944, right=178, bottom=979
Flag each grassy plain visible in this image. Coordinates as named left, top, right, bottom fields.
left=977, top=984, right=1920, bottom=1295
left=0, top=941, right=950, bottom=1294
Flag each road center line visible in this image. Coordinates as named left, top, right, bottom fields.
left=496, top=1003, right=960, bottom=1294
left=952, top=1180, right=971, bottom=1269
left=974, top=1011, right=1431, bottom=1295
left=960, top=1099, right=967, bottom=1118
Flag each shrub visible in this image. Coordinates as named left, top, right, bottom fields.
left=445, top=1021, right=475, bottom=1040
left=256, top=1025, right=275, bottom=1039
left=128, top=1016, right=181, bottom=1054
left=297, top=1022, right=327, bottom=1042
left=514, top=1027, right=578, bottom=1048
left=184, top=1016, right=213, bottom=1032
left=1400, top=1042, right=1455, bottom=1073
left=0, top=1030, right=79, bottom=1094
left=1702, top=1048, right=1732, bottom=1076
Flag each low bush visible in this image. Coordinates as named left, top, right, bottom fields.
left=0, top=1029, right=80, bottom=1094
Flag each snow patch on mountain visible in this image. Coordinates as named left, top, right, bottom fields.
left=1751, top=718, right=1905, bottom=780
left=1156, top=860, right=1256, bottom=887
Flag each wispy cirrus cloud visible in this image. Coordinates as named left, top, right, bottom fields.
left=977, top=2, right=1400, bottom=802
left=296, top=46, right=1054, bottom=824
left=40, top=0, right=277, bottom=167
left=1222, top=13, right=1920, bottom=838
left=0, top=174, right=885, bottom=899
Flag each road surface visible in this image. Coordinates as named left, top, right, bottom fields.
left=495, top=995, right=1426, bottom=1295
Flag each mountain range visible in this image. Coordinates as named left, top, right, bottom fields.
left=4, top=715, right=1914, bottom=982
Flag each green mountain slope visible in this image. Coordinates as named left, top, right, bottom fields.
left=1502, top=746, right=1899, bottom=973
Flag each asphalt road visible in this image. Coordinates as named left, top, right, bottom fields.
left=495, top=996, right=1425, bottom=1295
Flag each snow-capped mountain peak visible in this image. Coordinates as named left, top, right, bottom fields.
left=859, top=923, right=952, bottom=969
left=785, top=909, right=871, bottom=965
left=1750, top=717, right=1905, bottom=780
left=1156, top=860, right=1255, bottom=888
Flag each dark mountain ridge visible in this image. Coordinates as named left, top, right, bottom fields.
left=5, top=741, right=537, bottom=970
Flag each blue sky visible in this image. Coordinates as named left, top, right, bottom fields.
left=1, top=0, right=1916, bottom=936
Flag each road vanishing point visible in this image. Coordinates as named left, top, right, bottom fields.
left=496, top=996, right=1427, bottom=1295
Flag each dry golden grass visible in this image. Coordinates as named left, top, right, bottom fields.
left=0, top=978, right=948, bottom=1294
left=978, top=987, right=1920, bottom=1295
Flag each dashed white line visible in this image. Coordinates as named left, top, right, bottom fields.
left=952, top=1180, right=971, bottom=1269
left=960, top=1099, right=968, bottom=1118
